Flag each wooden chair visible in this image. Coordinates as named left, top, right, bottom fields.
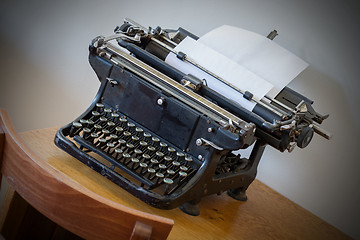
left=0, top=109, right=173, bottom=240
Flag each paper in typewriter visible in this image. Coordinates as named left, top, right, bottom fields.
left=165, top=25, right=308, bottom=111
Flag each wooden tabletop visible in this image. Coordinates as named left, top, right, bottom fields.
left=20, top=127, right=349, bottom=240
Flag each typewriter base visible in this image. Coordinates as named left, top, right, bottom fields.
left=227, top=187, right=248, bottom=201
left=179, top=201, right=201, bottom=216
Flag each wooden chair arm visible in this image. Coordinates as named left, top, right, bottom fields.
left=0, top=109, right=173, bottom=240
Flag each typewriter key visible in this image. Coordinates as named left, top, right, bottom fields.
left=111, top=112, right=119, bottom=120
left=156, top=172, right=164, bottom=178
left=139, top=141, right=148, bottom=150
left=155, top=151, right=164, bottom=159
left=114, top=148, right=123, bottom=159
left=104, top=108, right=112, bottom=115
left=79, top=119, right=88, bottom=126
left=70, top=122, right=82, bottom=137
left=143, top=132, right=152, bottom=140
left=135, top=127, right=143, bottom=135
left=94, top=124, right=102, bottom=131
left=142, top=153, right=151, bottom=160
left=120, top=117, right=127, bottom=126
left=172, top=161, right=180, bottom=167
left=81, top=127, right=91, bottom=139
left=179, top=171, right=188, bottom=177
left=127, top=122, right=135, bottom=132
left=109, top=134, right=118, bottom=140
left=147, top=168, right=156, bottom=179
left=90, top=132, right=99, bottom=142
left=87, top=119, right=94, bottom=127
left=101, top=129, right=110, bottom=137
left=163, top=178, right=173, bottom=185
left=107, top=121, right=115, bottom=127
left=134, top=149, right=143, bottom=157
left=159, top=164, right=167, bottom=170
left=95, top=103, right=104, bottom=112
left=176, top=152, right=185, bottom=162
left=115, top=126, right=123, bottom=134
left=91, top=111, right=101, bottom=120
left=164, top=156, right=172, bottom=164
left=168, top=147, right=176, bottom=156
left=167, top=169, right=176, bottom=175
left=159, top=142, right=168, bottom=151
left=130, top=158, right=139, bottom=169
left=180, top=165, right=188, bottom=171
left=185, top=156, right=193, bottom=164
left=122, top=153, right=131, bottom=164
left=123, top=131, right=132, bottom=140
left=147, top=146, right=156, bottom=156
left=131, top=136, right=139, bottom=142
left=96, top=138, right=107, bottom=148
left=150, top=158, right=159, bottom=165
left=118, top=139, right=126, bottom=147
left=152, top=137, right=160, bottom=146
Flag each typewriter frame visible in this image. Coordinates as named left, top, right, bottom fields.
left=55, top=49, right=266, bottom=215
left=55, top=19, right=330, bottom=215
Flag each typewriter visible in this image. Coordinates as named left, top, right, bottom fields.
left=55, top=18, right=331, bottom=215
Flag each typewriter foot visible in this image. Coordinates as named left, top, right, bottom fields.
left=179, top=201, right=200, bottom=216
left=227, top=188, right=248, bottom=201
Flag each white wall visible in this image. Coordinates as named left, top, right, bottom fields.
left=1, top=0, right=359, bottom=238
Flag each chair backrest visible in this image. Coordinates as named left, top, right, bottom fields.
left=0, top=109, right=173, bottom=240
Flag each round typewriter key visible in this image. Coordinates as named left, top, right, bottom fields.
left=159, top=142, right=168, bottom=151
left=100, top=116, right=107, bottom=122
left=179, top=171, right=187, bottom=177
left=139, top=141, right=148, bottom=149
left=159, top=164, right=167, bottom=169
left=102, top=129, right=110, bottom=137
left=185, top=156, right=193, bottom=164
left=180, top=165, right=188, bottom=171
left=172, top=161, right=180, bottom=167
left=148, top=168, right=155, bottom=173
left=164, top=156, right=172, bottom=163
left=95, top=103, right=104, bottom=110
left=107, top=121, right=115, bottom=127
left=97, top=138, right=107, bottom=147
left=135, top=127, right=143, bottom=134
left=104, top=108, right=112, bottom=114
left=131, top=136, right=139, bottom=142
left=134, top=149, right=143, bottom=156
left=94, top=124, right=102, bottom=130
left=156, top=172, right=164, bottom=178
left=122, top=153, right=131, bottom=164
left=156, top=151, right=164, bottom=158
left=130, top=158, right=139, bottom=169
left=123, top=131, right=131, bottom=140
left=143, top=132, right=152, bottom=140
left=90, top=132, right=99, bottom=138
left=111, top=112, right=119, bottom=119
left=163, top=178, right=173, bottom=184
left=167, top=169, right=175, bottom=175
left=118, top=139, right=126, bottom=146
left=79, top=119, right=88, bottom=125
left=114, top=148, right=123, bottom=159
left=70, top=122, right=82, bottom=136
left=81, top=127, right=91, bottom=139
left=106, top=142, right=115, bottom=148
left=87, top=119, right=94, bottom=127
left=127, top=122, right=135, bottom=129
left=147, top=146, right=156, bottom=153
left=150, top=159, right=159, bottom=164
left=139, top=162, right=148, bottom=168
left=168, top=147, right=176, bottom=156
left=142, top=153, right=151, bottom=161
left=110, top=134, right=118, bottom=139
left=115, top=126, right=123, bottom=133
left=120, top=117, right=127, bottom=126
left=126, top=143, right=134, bottom=150
left=91, top=111, right=100, bottom=118
left=152, top=137, right=160, bottom=144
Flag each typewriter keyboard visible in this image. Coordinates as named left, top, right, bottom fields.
left=67, top=102, right=198, bottom=195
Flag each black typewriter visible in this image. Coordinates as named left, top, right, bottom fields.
left=55, top=18, right=331, bottom=215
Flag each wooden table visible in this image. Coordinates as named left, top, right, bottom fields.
left=17, top=127, right=349, bottom=240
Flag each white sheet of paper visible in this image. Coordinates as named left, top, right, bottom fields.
left=198, top=25, right=309, bottom=98
left=165, top=37, right=273, bottom=110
